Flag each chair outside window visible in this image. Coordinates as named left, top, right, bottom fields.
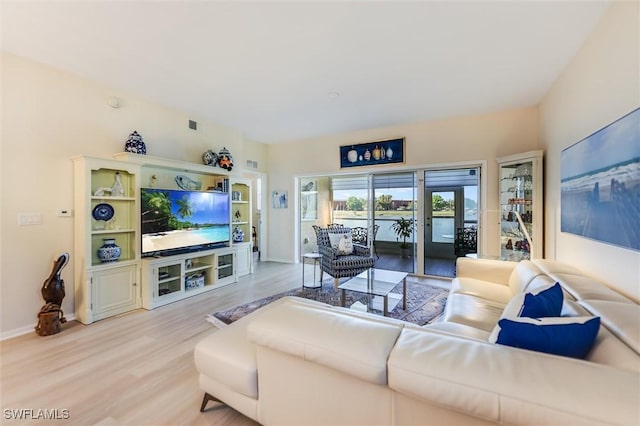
left=351, top=225, right=380, bottom=259
left=454, top=227, right=477, bottom=257
left=351, top=227, right=368, bottom=245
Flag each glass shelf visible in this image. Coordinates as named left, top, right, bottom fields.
left=497, top=151, right=543, bottom=260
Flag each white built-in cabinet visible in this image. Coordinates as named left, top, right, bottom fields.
left=235, top=242, right=253, bottom=277
left=72, top=156, right=142, bottom=324
left=230, top=177, right=254, bottom=276
left=90, top=264, right=139, bottom=321
left=140, top=247, right=236, bottom=309
left=73, top=153, right=253, bottom=323
left=497, top=150, right=544, bottom=261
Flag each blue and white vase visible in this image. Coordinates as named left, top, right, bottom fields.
left=97, top=239, right=121, bottom=263
left=124, top=131, right=147, bottom=155
left=202, top=149, right=218, bottom=166
left=232, top=227, right=245, bottom=243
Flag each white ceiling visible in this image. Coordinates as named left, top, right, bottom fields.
left=2, top=1, right=611, bottom=143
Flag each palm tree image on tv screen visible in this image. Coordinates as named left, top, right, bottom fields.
left=141, top=188, right=230, bottom=255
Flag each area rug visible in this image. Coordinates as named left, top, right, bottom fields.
left=207, top=278, right=448, bottom=327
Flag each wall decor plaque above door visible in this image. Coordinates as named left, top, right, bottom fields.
left=339, top=137, right=405, bottom=168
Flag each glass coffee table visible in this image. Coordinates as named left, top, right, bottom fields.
left=338, top=268, right=408, bottom=316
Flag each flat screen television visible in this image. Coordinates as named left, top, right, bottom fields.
left=140, top=188, right=230, bottom=256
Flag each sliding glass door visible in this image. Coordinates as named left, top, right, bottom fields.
left=298, top=166, right=479, bottom=279
left=371, top=173, right=416, bottom=273
left=326, top=173, right=417, bottom=273
left=330, top=174, right=371, bottom=230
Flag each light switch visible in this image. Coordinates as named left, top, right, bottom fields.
left=18, top=213, right=42, bottom=226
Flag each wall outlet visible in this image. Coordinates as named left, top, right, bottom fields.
left=57, top=209, right=73, bottom=217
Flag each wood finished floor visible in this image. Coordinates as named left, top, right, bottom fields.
left=375, top=254, right=456, bottom=277
left=0, top=260, right=451, bottom=426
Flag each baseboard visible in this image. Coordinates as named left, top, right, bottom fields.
left=1, top=313, right=76, bottom=341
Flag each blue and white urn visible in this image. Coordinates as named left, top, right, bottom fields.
left=232, top=227, right=245, bottom=243
left=97, top=238, right=121, bottom=263
left=202, top=149, right=218, bottom=166
left=124, top=131, right=147, bottom=155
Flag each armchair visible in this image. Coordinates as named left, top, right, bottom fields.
left=454, top=227, right=477, bottom=257
left=312, top=225, right=376, bottom=289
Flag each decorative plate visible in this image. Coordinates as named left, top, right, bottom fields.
left=175, top=175, right=202, bottom=190
left=92, top=203, right=115, bottom=221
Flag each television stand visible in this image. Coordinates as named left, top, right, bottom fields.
left=141, top=247, right=236, bottom=310
left=73, top=152, right=254, bottom=322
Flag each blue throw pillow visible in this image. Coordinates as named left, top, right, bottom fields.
left=494, top=316, right=601, bottom=359
left=520, top=282, right=563, bottom=318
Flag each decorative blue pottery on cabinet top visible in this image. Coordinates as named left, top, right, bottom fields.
left=124, top=131, right=147, bottom=155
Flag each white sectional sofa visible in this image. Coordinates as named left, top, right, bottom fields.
left=194, top=258, right=640, bottom=425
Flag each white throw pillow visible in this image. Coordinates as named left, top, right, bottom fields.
left=328, top=231, right=354, bottom=255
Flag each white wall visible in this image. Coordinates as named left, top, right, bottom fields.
left=0, top=53, right=266, bottom=337
left=539, top=1, right=639, bottom=301
left=266, top=108, right=540, bottom=263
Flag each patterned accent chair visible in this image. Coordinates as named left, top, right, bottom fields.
left=327, top=223, right=345, bottom=231
left=312, top=225, right=376, bottom=289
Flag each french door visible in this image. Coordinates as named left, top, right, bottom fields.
left=424, top=188, right=463, bottom=258
left=423, top=169, right=479, bottom=277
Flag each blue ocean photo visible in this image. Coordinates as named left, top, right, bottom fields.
left=560, top=108, right=640, bottom=250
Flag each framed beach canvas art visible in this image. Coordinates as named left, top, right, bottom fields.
left=560, top=108, right=640, bottom=251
